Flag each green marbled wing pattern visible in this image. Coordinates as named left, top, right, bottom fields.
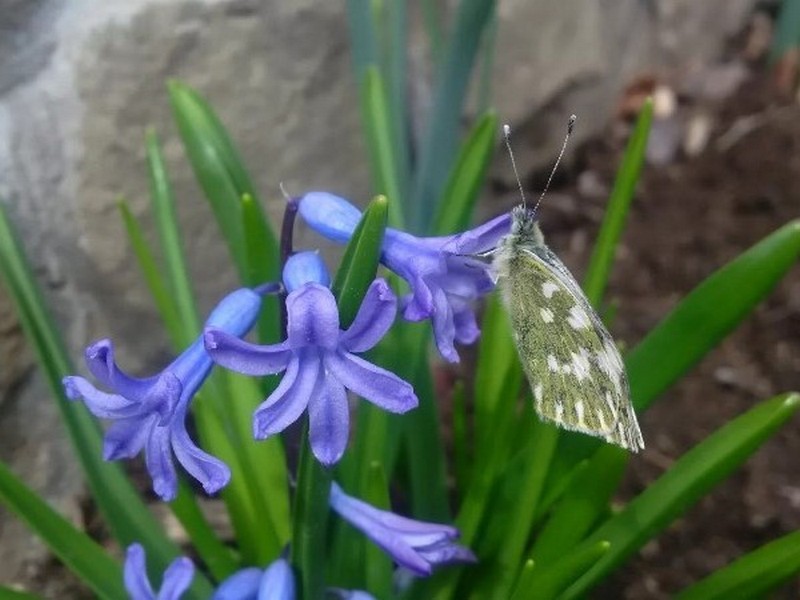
left=499, top=246, right=644, bottom=452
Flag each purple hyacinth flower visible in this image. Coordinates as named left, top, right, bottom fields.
left=205, top=251, right=417, bottom=466
left=297, top=191, right=511, bottom=362
left=212, top=559, right=295, bottom=600
left=329, top=482, right=477, bottom=576
left=124, top=544, right=194, bottom=600
left=63, top=288, right=262, bottom=501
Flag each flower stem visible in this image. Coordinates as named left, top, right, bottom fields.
left=291, top=418, right=332, bottom=600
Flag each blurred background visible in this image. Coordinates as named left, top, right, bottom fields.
left=0, top=1, right=798, bottom=597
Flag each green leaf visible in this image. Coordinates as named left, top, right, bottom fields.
left=512, top=541, right=610, bottom=600
left=0, top=461, right=125, bottom=600
left=530, top=445, right=627, bottom=565
left=410, top=0, right=497, bottom=231
left=677, top=530, right=800, bottom=600
left=0, top=204, right=199, bottom=594
left=117, top=200, right=185, bottom=347
left=358, top=69, right=405, bottom=227
left=433, top=111, right=499, bottom=235
left=561, top=393, right=800, bottom=599
left=145, top=130, right=200, bottom=345
left=242, top=193, right=281, bottom=343
left=628, top=220, right=800, bottom=411
left=583, top=98, right=653, bottom=305
left=168, top=81, right=279, bottom=280
left=331, top=195, right=389, bottom=325
left=363, top=463, right=393, bottom=599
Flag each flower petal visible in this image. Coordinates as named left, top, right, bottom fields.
left=418, top=539, right=477, bottom=568
left=157, top=557, right=195, bottom=600
left=298, top=191, right=362, bottom=243
left=144, top=424, right=178, bottom=501
left=441, top=212, right=511, bottom=255
left=308, top=375, right=349, bottom=466
left=257, top=558, right=296, bottom=600
left=205, top=327, right=292, bottom=376
left=401, top=274, right=436, bottom=322
left=253, top=351, right=320, bottom=439
left=62, top=376, right=140, bottom=419
left=283, top=251, right=331, bottom=292
left=340, top=279, right=397, bottom=353
left=171, top=405, right=231, bottom=495
left=84, top=339, right=154, bottom=401
left=325, top=352, right=417, bottom=414
left=204, top=288, right=263, bottom=336
left=124, top=544, right=156, bottom=600
left=430, top=287, right=458, bottom=363
left=286, top=284, right=340, bottom=351
left=212, top=567, right=262, bottom=600
left=104, top=416, right=153, bottom=460
left=453, top=305, right=480, bottom=345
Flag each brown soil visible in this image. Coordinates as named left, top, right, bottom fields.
left=530, top=71, right=800, bottom=598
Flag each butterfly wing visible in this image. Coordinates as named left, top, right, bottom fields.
left=499, top=246, right=644, bottom=452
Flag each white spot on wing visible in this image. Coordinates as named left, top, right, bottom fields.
left=542, top=281, right=559, bottom=298
left=575, top=399, right=585, bottom=426
left=534, top=384, right=543, bottom=403
left=547, top=355, right=559, bottom=372
left=567, top=305, right=592, bottom=330
left=570, top=348, right=592, bottom=381
left=540, top=308, right=555, bottom=323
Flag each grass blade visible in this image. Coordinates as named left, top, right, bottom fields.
left=168, top=81, right=278, bottom=280
left=410, top=0, right=497, bottom=231
left=677, top=530, right=800, bottom=600
left=0, top=204, right=195, bottom=592
left=561, top=393, right=800, bottom=599
left=583, top=98, right=653, bottom=305
left=512, top=541, right=610, bottom=600
left=628, top=220, right=800, bottom=411
left=0, top=461, right=126, bottom=600
left=359, top=69, right=405, bottom=227
left=433, top=111, right=499, bottom=235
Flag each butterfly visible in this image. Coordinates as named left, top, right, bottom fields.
left=492, top=120, right=644, bottom=452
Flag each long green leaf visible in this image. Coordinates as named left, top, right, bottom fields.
left=0, top=461, right=125, bottom=599
left=0, top=204, right=195, bottom=593
left=530, top=445, right=626, bottom=565
left=583, top=98, right=653, bottom=305
left=433, top=111, right=499, bottom=235
left=561, top=393, right=800, bottom=599
left=677, top=530, right=800, bottom=599
left=512, top=541, right=610, bottom=600
left=359, top=69, right=405, bottom=227
left=629, top=220, right=800, bottom=411
left=410, top=0, right=496, bottom=231
left=145, top=130, right=200, bottom=344
left=167, top=81, right=279, bottom=281
left=117, top=200, right=184, bottom=346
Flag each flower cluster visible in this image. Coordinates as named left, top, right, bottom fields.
left=67, top=190, right=506, bottom=598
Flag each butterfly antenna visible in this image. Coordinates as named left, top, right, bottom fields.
left=531, top=114, right=576, bottom=216
left=503, top=124, right=528, bottom=209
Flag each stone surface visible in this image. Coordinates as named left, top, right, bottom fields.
left=0, top=0, right=759, bottom=593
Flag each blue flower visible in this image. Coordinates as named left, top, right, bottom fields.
left=212, top=559, right=294, bottom=600
left=212, top=558, right=376, bottom=600
left=329, top=482, right=477, bottom=576
left=205, top=252, right=417, bottom=466
left=298, top=192, right=510, bottom=362
left=63, top=288, right=262, bottom=501
left=124, top=544, right=194, bottom=600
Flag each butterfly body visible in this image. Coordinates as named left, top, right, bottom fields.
left=494, top=205, right=644, bottom=452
